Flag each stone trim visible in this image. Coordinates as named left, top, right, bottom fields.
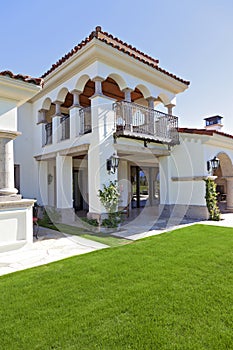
left=172, top=176, right=206, bottom=182
left=0, top=130, right=21, bottom=139
left=0, top=199, right=35, bottom=209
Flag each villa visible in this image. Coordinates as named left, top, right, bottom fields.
left=1, top=26, right=233, bottom=235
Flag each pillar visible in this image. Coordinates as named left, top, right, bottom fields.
left=147, top=97, right=155, bottom=109
left=56, top=154, right=73, bottom=208
left=147, top=97, right=155, bottom=135
left=166, top=103, right=175, bottom=115
left=37, top=109, right=47, bottom=124
left=51, top=101, right=62, bottom=143
left=92, top=77, right=104, bottom=96
left=0, top=130, right=20, bottom=196
left=226, top=177, right=233, bottom=210
left=88, top=93, right=117, bottom=218
left=123, top=88, right=132, bottom=102
left=38, top=160, right=48, bottom=205
left=70, top=90, right=81, bottom=138
left=71, top=89, right=81, bottom=107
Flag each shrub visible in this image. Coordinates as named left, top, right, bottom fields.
left=204, top=178, right=221, bottom=221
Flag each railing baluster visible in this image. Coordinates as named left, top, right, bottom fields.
left=114, top=101, right=179, bottom=144
left=79, top=107, right=92, bottom=135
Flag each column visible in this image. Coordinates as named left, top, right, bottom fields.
left=70, top=90, right=81, bottom=138
left=122, top=88, right=133, bottom=131
left=147, top=97, right=155, bottom=135
left=123, top=88, right=132, bottom=102
left=226, top=177, right=233, bottom=210
left=56, top=154, right=73, bottom=209
left=37, top=109, right=47, bottom=124
left=88, top=93, right=117, bottom=218
left=92, top=77, right=104, bottom=96
left=147, top=97, right=155, bottom=109
left=71, top=89, right=81, bottom=107
left=38, top=160, right=48, bottom=205
left=0, top=130, right=20, bottom=196
left=166, top=103, right=175, bottom=115
left=52, top=101, right=62, bottom=143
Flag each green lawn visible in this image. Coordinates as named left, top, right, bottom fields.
left=0, top=224, right=232, bottom=349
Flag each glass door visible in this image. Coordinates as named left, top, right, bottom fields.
left=73, top=170, right=84, bottom=211
left=131, top=166, right=149, bottom=208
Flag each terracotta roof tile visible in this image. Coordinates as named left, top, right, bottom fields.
left=178, top=127, right=233, bottom=140
left=41, top=26, right=190, bottom=85
left=0, top=70, right=43, bottom=86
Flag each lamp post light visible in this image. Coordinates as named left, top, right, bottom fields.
left=106, top=153, right=119, bottom=174
left=207, top=156, right=220, bottom=173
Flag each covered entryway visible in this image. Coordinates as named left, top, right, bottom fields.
left=214, top=152, right=233, bottom=211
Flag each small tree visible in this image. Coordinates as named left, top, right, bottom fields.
left=98, top=181, right=121, bottom=227
left=204, top=178, right=221, bottom=221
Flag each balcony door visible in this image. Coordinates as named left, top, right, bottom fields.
left=131, top=166, right=149, bottom=208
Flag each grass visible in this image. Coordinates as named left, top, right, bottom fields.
left=0, top=224, right=233, bottom=349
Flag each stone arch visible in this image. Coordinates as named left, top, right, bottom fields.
left=75, top=74, right=91, bottom=92
left=214, top=152, right=233, bottom=211
left=157, top=93, right=171, bottom=106
left=134, top=84, right=151, bottom=99
left=107, top=73, right=127, bottom=91
left=56, top=87, right=69, bottom=103
left=102, top=77, right=124, bottom=101
left=216, top=152, right=233, bottom=177
left=41, top=97, right=52, bottom=111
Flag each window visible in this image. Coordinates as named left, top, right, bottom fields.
left=60, top=114, right=70, bottom=140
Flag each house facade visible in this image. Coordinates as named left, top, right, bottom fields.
left=13, top=26, right=233, bottom=225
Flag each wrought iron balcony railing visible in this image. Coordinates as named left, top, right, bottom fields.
left=79, top=107, right=92, bottom=135
left=113, top=101, right=179, bottom=145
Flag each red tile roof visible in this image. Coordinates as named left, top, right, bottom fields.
left=178, top=127, right=233, bottom=140
left=41, top=26, right=190, bottom=86
left=0, top=70, right=43, bottom=86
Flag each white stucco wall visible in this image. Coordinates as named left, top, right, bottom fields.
left=0, top=99, right=17, bottom=131
left=14, top=102, right=39, bottom=201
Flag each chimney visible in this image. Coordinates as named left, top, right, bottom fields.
left=204, top=115, right=223, bottom=131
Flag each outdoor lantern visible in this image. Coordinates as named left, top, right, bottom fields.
left=207, top=156, right=220, bottom=172
left=48, top=173, right=53, bottom=185
left=106, top=153, right=119, bottom=174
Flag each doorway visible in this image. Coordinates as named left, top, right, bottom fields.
left=131, top=166, right=149, bottom=208
left=73, top=170, right=84, bottom=211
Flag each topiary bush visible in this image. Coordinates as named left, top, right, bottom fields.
left=204, top=178, right=221, bottom=221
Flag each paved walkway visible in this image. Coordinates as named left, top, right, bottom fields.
left=116, top=212, right=233, bottom=240
left=0, top=227, right=108, bottom=276
left=0, top=213, right=232, bottom=277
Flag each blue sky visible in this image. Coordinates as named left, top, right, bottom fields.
left=1, top=0, right=233, bottom=133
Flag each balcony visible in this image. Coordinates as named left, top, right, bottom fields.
left=79, top=107, right=92, bottom=134
left=114, top=101, right=179, bottom=145
left=60, top=114, right=70, bottom=141
left=44, top=122, right=52, bottom=145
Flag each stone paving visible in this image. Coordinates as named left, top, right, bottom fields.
left=0, top=227, right=108, bottom=276
left=0, top=213, right=232, bottom=277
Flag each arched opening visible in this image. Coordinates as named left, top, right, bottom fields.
left=102, top=77, right=124, bottom=101
left=58, top=92, right=73, bottom=141
left=214, top=152, right=233, bottom=211
left=79, top=80, right=94, bottom=107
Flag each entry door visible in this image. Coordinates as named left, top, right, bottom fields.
left=73, top=170, right=83, bottom=211
left=131, top=166, right=149, bottom=208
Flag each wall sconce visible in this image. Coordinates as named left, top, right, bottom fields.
left=207, top=156, right=220, bottom=173
left=48, top=173, right=53, bottom=185
left=106, top=153, right=120, bottom=174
